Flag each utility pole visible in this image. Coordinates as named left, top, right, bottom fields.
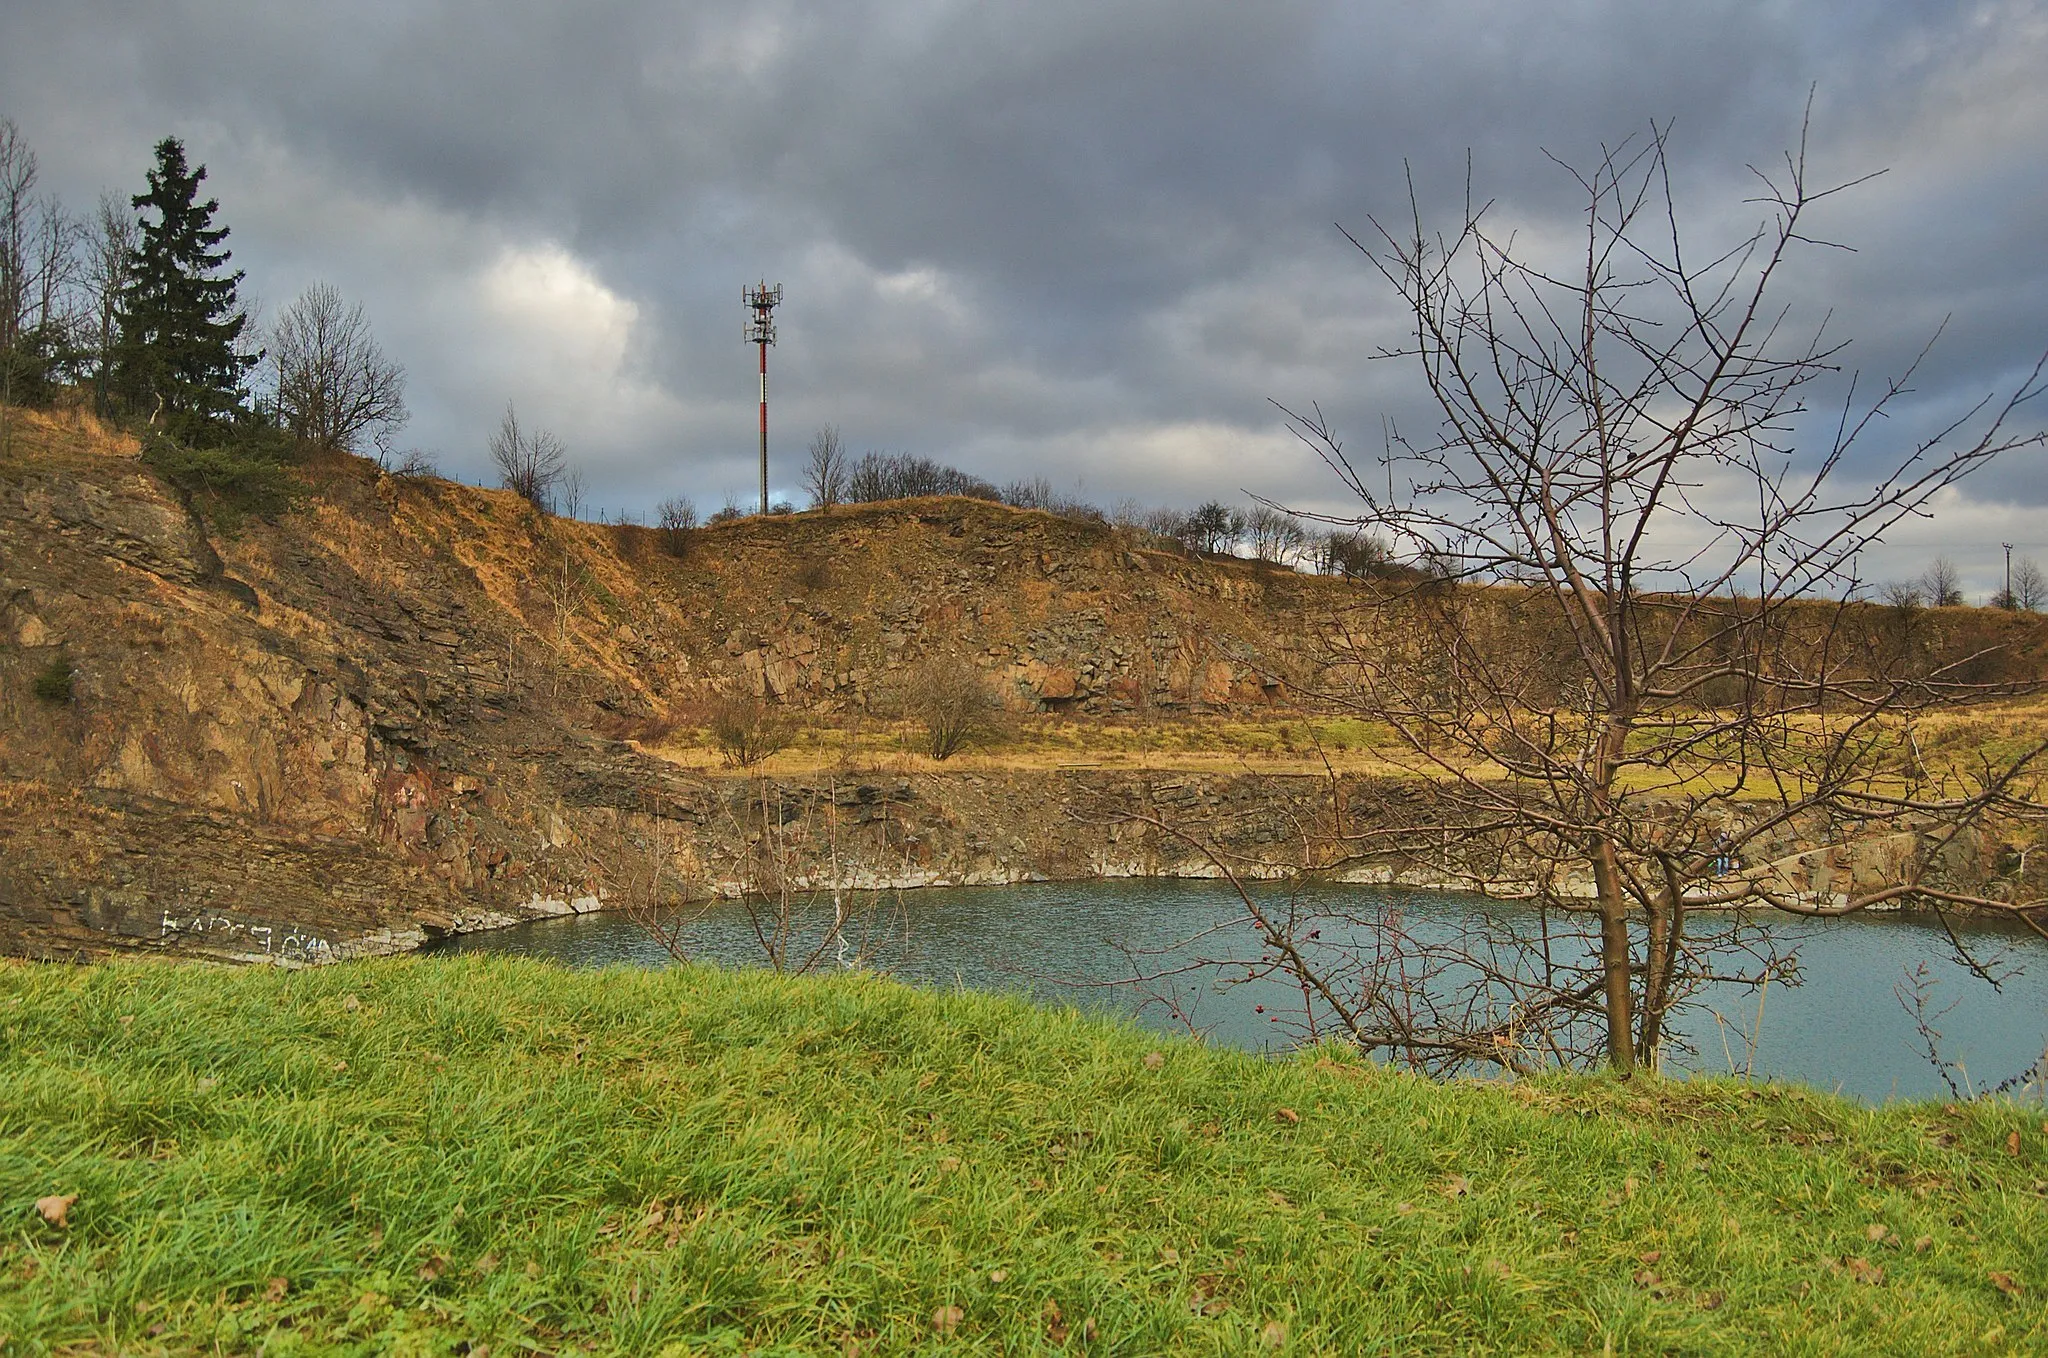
left=2004, top=542, right=2014, bottom=609
left=744, top=282, right=782, bottom=515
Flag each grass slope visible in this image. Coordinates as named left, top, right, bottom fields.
left=1, top=958, right=2042, bottom=1355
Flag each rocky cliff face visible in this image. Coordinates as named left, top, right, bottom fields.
left=0, top=410, right=1379, bottom=962
left=4, top=409, right=2041, bottom=963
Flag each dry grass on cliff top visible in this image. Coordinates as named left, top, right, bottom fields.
left=3, top=957, right=2045, bottom=1354
left=644, top=700, right=2048, bottom=795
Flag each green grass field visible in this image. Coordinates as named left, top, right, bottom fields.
left=2, top=957, right=2042, bottom=1355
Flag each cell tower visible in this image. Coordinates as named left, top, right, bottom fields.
left=744, top=281, right=782, bottom=514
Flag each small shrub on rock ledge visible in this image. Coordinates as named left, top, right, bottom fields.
left=32, top=654, right=74, bottom=704
left=903, top=653, right=995, bottom=761
left=706, top=694, right=794, bottom=768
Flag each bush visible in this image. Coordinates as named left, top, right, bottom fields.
left=656, top=496, right=697, bottom=557
left=706, top=694, right=795, bottom=768
left=141, top=425, right=300, bottom=525
left=794, top=556, right=832, bottom=592
left=31, top=654, right=73, bottom=704
left=903, top=654, right=995, bottom=761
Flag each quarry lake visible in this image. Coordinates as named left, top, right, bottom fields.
left=432, top=880, right=2048, bottom=1104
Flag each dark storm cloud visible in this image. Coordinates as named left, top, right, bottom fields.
left=5, top=0, right=2044, bottom=591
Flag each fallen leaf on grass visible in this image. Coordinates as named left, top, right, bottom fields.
left=1913, top=1236, right=1932, bottom=1254
left=1633, top=1270, right=1664, bottom=1293
left=1260, top=1320, right=1289, bottom=1348
left=1696, top=1290, right=1726, bottom=1311
left=1395, top=1202, right=1416, bottom=1217
left=1637, top=1250, right=1661, bottom=1265
left=195, top=1077, right=218, bottom=1093
left=418, top=1254, right=448, bottom=1281
left=937, top=1156, right=962, bottom=1174
left=1865, top=1223, right=1890, bottom=1243
left=1274, top=1107, right=1300, bottom=1126
left=1044, top=1298, right=1069, bottom=1342
left=988, top=1269, right=1008, bottom=1283
left=930, top=1305, right=962, bottom=1335
left=264, top=1277, right=289, bottom=1302
left=1158, top=1246, right=1179, bottom=1264
left=1988, top=1271, right=2023, bottom=1297
left=1143, top=1051, right=1165, bottom=1070
left=1437, top=1174, right=1471, bottom=1199
left=472, top=1253, right=500, bottom=1275
left=330, top=1060, right=348, bottom=1073
left=35, top=1194, right=75, bottom=1228
left=1265, top=1189, right=1293, bottom=1210
left=342, top=995, right=361, bottom=1013
left=2007, top=1131, right=2022, bottom=1157
left=1842, top=1256, right=1884, bottom=1286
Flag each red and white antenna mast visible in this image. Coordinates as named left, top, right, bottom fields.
left=744, top=281, right=782, bottom=514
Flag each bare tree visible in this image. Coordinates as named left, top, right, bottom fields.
left=0, top=121, right=76, bottom=415
left=1318, top=528, right=1392, bottom=578
left=802, top=424, right=847, bottom=510
left=489, top=402, right=568, bottom=512
left=269, top=282, right=408, bottom=453
left=1187, top=120, right=2048, bottom=1075
left=2012, top=557, right=2046, bottom=612
left=0, top=119, right=40, bottom=372
left=558, top=466, right=586, bottom=520
left=83, top=192, right=136, bottom=416
left=1244, top=504, right=1309, bottom=565
left=1920, top=556, right=1965, bottom=608
left=1880, top=579, right=1926, bottom=610
left=1183, top=500, right=1245, bottom=554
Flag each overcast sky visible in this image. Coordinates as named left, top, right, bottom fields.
left=5, top=0, right=2044, bottom=594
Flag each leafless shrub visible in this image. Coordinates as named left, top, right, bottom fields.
left=794, top=555, right=832, bottom=592
left=1881, top=580, right=1926, bottom=610
left=706, top=693, right=795, bottom=767
left=656, top=495, right=697, bottom=557
left=388, top=446, right=438, bottom=480
left=902, top=653, right=995, bottom=761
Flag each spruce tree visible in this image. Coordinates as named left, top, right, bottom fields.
left=114, top=137, right=255, bottom=436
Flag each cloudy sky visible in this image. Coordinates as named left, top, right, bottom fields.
left=5, top=0, right=2045, bottom=593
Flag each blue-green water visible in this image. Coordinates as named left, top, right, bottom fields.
left=431, top=879, right=2048, bottom=1104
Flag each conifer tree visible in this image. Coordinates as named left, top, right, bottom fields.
left=114, top=137, right=255, bottom=435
